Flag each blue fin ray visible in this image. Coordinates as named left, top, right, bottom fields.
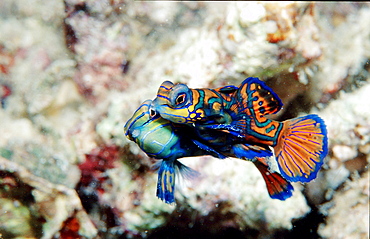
left=231, top=144, right=273, bottom=159
left=191, top=139, right=227, bottom=159
left=156, top=160, right=198, bottom=204
left=156, top=160, right=176, bottom=204
left=175, top=160, right=200, bottom=180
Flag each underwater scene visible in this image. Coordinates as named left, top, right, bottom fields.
left=0, top=1, right=369, bottom=238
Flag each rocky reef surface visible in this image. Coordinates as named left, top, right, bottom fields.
left=0, top=1, right=369, bottom=238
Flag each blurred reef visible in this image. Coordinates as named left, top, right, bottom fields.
left=0, top=1, right=369, bottom=238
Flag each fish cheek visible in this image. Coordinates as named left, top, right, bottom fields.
left=143, top=126, right=178, bottom=157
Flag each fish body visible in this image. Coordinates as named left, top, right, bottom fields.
left=124, top=100, right=191, bottom=160
left=153, top=81, right=242, bottom=148
left=152, top=77, right=328, bottom=183
left=124, top=100, right=203, bottom=203
left=153, top=81, right=237, bottom=124
left=124, top=100, right=293, bottom=203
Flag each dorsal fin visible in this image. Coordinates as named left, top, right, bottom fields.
left=237, top=77, right=283, bottom=116
left=215, top=85, right=238, bottom=95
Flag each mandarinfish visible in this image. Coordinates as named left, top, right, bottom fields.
left=124, top=99, right=294, bottom=204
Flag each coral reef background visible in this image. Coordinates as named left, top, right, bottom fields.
left=0, top=1, right=369, bottom=238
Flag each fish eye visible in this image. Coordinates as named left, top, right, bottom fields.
left=175, top=93, right=186, bottom=105
left=149, top=108, right=157, bottom=118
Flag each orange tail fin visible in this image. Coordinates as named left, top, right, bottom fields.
left=274, top=114, right=328, bottom=182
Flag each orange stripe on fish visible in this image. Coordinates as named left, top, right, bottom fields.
left=152, top=81, right=235, bottom=125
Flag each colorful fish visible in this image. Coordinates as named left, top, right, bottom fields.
left=151, top=77, right=328, bottom=183
left=124, top=100, right=293, bottom=203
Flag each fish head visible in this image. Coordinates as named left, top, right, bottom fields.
left=124, top=99, right=181, bottom=159
left=152, top=81, right=204, bottom=124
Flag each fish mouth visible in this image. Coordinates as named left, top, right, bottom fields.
left=124, top=100, right=153, bottom=138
